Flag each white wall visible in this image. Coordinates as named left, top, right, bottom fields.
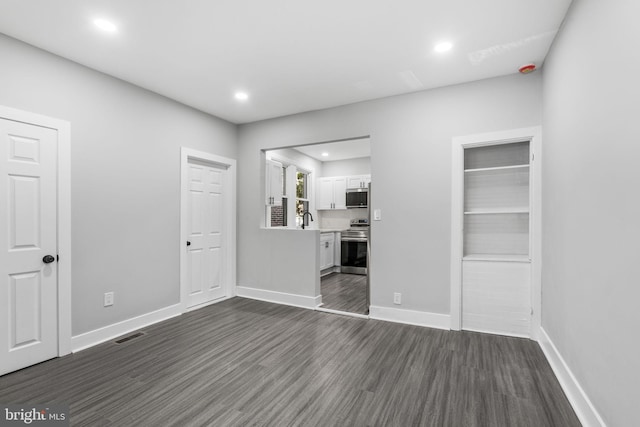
left=321, top=156, right=371, bottom=177
left=237, top=228, right=320, bottom=299
left=542, top=0, right=640, bottom=425
left=0, top=34, right=237, bottom=336
left=268, top=147, right=323, bottom=176
left=238, top=73, right=542, bottom=314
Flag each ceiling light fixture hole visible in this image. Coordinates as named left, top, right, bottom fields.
left=234, top=92, right=249, bottom=101
left=94, top=19, right=117, bottom=33
left=434, top=42, right=453, bottom=53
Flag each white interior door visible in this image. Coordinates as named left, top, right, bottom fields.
left=0, top=118, right=58, bottom=376
left=186, top=159, right=226, bottom=308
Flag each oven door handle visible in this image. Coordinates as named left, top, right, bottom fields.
left=341, top=237, right=368, bottom=243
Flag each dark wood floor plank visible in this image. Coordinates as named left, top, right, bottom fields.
left=320, top=272, right=368, bottom=314
left=0, top=297, right=580, bottom=426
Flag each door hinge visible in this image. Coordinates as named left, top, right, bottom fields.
left=57, top=255, right=59, bottom=262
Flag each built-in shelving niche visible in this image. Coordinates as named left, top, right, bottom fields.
left=463, top=141, right=530, bottom=262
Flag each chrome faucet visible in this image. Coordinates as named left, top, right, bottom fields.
left=301, top=211, right=314, bottom=229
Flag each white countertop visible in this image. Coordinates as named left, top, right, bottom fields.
left=260, top=227, right=347, bottom=232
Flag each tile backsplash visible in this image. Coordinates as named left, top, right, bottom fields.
left=319, top=208, right=369, bottom=230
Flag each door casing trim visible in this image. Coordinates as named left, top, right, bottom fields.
left=180, top=147, right=237, bottom=312
left=0, top=105, right=72, bottom=356
left=450, top=126, right=542, bottom=339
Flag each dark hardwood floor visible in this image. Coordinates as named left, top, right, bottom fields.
left=320, top=272, right=368, bottom=315
left=0, top=298, right=580, bottom=426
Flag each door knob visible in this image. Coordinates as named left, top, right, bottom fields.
left=43, top=255, right=55, bottom=264
left=187, top=241, right=191, bottom=246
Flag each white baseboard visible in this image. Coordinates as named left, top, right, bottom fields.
left=369, top=305, right=451, bottom=330
left=71, top=304, right=182, bottom=353
left=184, top=295, right=234, bottom=312
left=315, top=306, right=369, bottom=319
left=236, top=286, right=319, bottom=310
left=463, top=326, right=530, bottom=340
left=320, top=266, right=340, bottom=277
left=538, top=327, right=606, bottom=427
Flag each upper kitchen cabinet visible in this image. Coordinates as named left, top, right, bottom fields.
left=265, top=159, right=283, bottom=206
left=346, top=175, right=371, bottom=189
left=317, top=176, right=347, bottom=210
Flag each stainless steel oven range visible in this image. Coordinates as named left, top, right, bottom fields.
left=341, top=219, right=369, bottom=275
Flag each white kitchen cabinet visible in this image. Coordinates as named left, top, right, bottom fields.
left=346, top=175, right=371, bottom=189
left=317, top=177, right=346, bottom=210
left=265, top=159, right=283, bottom=206
left=320, top=232, right=336, bottom=271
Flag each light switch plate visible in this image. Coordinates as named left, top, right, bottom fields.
left=373, top=209, right=382, bottom=221
left=393, top=292, right=401, bottom=305
left=104, top=292, right=114, bottom=307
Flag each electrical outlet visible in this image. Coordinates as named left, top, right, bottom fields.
left=104, top=292, right=114, bottom=307
left=393, top=292, right=401, bottom=305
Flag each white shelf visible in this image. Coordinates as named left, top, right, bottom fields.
left=464, top=164, right=529, bottom=173
left=464, top=208, right=529, bottom=215
left=463, top=254, right=530, bottom=263
left=464, top=141, right=530, bottom=170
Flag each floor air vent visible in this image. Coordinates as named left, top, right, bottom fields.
left=114, top=331, right=145, bottom=344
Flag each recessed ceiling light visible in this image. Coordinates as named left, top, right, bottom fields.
left=94, top=19, right=117, bottom=33
left=321, top=152, right=329, bottom=157
left=434, top=41, right=453, bottom=53
left=234, top=91, right=249, bottom=101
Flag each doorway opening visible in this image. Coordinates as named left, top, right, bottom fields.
left=263, top=136, right=372, bottom=317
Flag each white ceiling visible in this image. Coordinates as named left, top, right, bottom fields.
left=0, top=0, right=572, bottom=124
left=293, top=137, right=370, bottom=162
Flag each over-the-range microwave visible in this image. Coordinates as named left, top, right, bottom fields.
left=346, top=188, right=368, bottom=208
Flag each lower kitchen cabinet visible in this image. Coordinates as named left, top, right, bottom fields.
left=320, top=233, right=335, bottom=271
left=320, top=232, right=341, bottom=274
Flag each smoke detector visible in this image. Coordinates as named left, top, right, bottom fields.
left=519, top=63, right=537, bottom=74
